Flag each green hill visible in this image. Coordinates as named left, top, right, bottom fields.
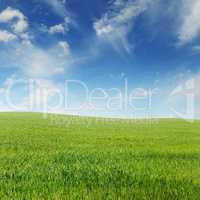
left=0, top=112, right=200, bottom=199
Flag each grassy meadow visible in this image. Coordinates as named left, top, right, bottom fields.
left=0, top=112, right=200, bottom=199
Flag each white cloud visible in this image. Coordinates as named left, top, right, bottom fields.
left=19, top=46, right=65, bottom=78
left=0, top=7, right=23, bottom=22
left=49, top=24, right=65, bottom=34
left=94, top=0, right=151, bottom=53
left=0, top=30, right=17, bottom=42
left=178, top=0, right=200, bottom=45
left=13, top=18, right=28, bottom=34
left=0, top=36, right=70, bottom=78
left=58, top=41, right=70, bottom=56
left=42, top=1, right=74, bottom=35
left=0, top=7, right=28, bottom=34
left=48, top=16, right=71, bottom=34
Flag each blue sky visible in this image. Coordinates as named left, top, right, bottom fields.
left=0, top=0, right=200, bottom=118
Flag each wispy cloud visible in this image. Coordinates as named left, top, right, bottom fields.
left=10, top=40, right=72, bottom=78
left=20, top=47, right=64, bottom=78
left=42, top=0, right=69, bottom=18
left=93, top=0, right=152, bottom=53
left=58, top=41, right=70, bottom=56
left=178, top=0, right=200, bottom=45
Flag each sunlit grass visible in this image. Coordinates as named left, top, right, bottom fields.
left=0, top=112, right=200, bottom=199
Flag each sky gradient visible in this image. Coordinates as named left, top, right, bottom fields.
left=0, top=0, right=200, bottom=119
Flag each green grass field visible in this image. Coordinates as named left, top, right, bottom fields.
left=0, top=112, right=200, bottom=199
